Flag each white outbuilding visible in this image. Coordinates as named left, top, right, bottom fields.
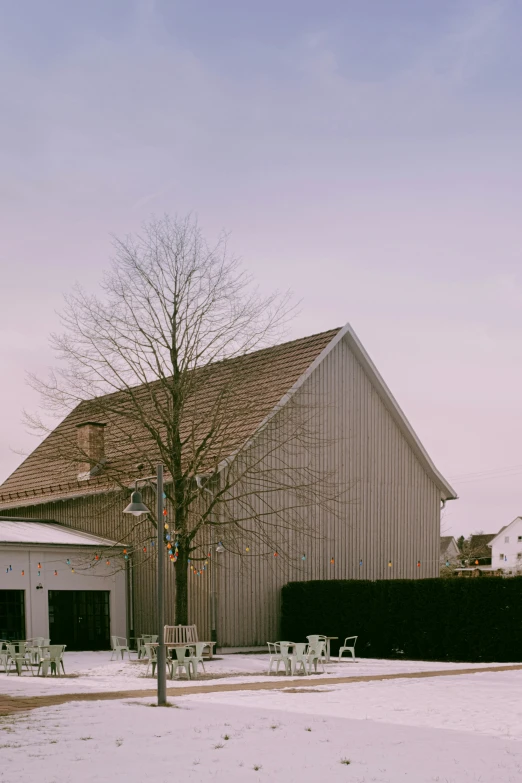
left=489, top=517, right=522, bottom=575
left=0, top=517, right=127, bottom=648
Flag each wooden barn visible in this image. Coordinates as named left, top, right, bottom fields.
left=0, top=324, right=456, bottom=648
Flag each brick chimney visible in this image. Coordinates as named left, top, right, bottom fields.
left=76, top=421, right=107, bottom=481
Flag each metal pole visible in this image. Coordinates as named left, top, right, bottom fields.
left=210, top=540, right=217, bottom=645
left=156, top=463, right=167, bottom=706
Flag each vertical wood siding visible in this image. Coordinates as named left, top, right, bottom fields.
left=4, top=334, right=442, bottom=647
left=216, top=335, right=441, bottom=646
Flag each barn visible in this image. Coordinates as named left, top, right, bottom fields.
left=0, top=324, right=456, bottom=648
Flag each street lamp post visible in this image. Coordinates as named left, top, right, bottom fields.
left=210, top=540, right=225, bottom=645
left=123, top=463, right=167, bottom=706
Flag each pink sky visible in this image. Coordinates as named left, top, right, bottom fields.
left=2, top=1, right=522, bottom=537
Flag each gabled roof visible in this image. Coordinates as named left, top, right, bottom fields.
left=0, top=323, right=456, bottom=509
left=440, top=535, right=457, bottom=555
left=0, top=517, right=122, bottom=547
left=0, top=329, right=339, bottom=509
left=469, top=533, right=496, bottom=556
left=488, top=518, right=522, bottom=547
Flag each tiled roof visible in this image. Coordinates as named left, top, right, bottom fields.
left=0, top=329, right=340, bottom=510
left=469, top=533, right=496, bottom=557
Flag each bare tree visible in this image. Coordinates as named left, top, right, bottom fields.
left=28, top=215, right=343, bottom=623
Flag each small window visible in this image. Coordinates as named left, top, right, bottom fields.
left=500, top=554, right=504, bottom=560
left=517, top=553, right=522, bottom=560
left=518, top=536, right=522, bottom=542
left=505, top=536, right=510, bottom=543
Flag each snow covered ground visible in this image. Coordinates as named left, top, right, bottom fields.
left=2, top=669, right=522, bottom=782
left=0, top=649, right=514, bottom=695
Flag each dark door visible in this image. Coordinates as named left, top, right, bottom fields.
left=0, top=590, right=25, bottom=640
left=48, top=590, right=111, bottom=650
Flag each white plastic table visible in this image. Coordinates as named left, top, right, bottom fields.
left=324, top=636, right=338, bottom=662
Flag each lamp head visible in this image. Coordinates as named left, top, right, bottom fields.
left=123, top=489, right=150, bottom=516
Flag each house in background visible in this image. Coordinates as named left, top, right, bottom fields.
left=489, top=518, right=522, bottom=575
left=440, top=536, right=459, bottom=567
left=0, top=517, right=126, bottom=648
left=467, top=533, right=496, bottom=567
left=454, top=531, right=501, bottom=577
left=0, top=325, right=456, bottom=648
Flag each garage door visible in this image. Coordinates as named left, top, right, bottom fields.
left=0, top=590, right=25, bottom=640
left=48, top=590, right=110, bottom=651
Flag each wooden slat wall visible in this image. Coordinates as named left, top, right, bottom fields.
left=216, top=335, right=441, bottom=646
left=5, top=334, right=442, bottom=647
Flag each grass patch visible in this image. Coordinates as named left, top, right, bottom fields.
left=340, top=758, right=351, bottom=765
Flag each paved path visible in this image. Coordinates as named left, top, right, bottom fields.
left=1, top=663, right=522, bottom=717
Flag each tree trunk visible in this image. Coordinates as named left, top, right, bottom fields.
left=174, top=548, right=189, bottom=624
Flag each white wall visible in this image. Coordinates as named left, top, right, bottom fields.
left=490, top=518, right=522, bottom=574
left=0, top=545, right=126, bottom=640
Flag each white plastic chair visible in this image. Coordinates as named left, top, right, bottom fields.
left=307, top=635, right=327, bottom=655
left=167, top=649, right=178, bottom=679
left=37, top=645, right=66, bottom=676
left=338, top=636, right=357, bottom=662
left=278, top=642, right=295, bottom=675
left=289, top=642, right=309, bottom=675
left=174, top=645, right=193, bottom=679
left=6, top=643, right=30, bottom=676
left=110, top=636, right=130, bottom=661
left=306, top=642, right=326, bottom=674
left=0, top=642, right=9, bottom=672
left=27, top=637, right=45, bottom=665
left=144, top=643, right=158, bottom=676
left=267, top=642, right=285, bottom=674
left=138, top=634, right=158, bottom=659
left=190, top=642, right=207, bottom=675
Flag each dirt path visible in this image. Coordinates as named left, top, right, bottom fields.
left=2, top=663, right=522, bottom=717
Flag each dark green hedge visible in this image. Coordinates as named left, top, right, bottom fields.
left=281, top=578, right=522, bottom=662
